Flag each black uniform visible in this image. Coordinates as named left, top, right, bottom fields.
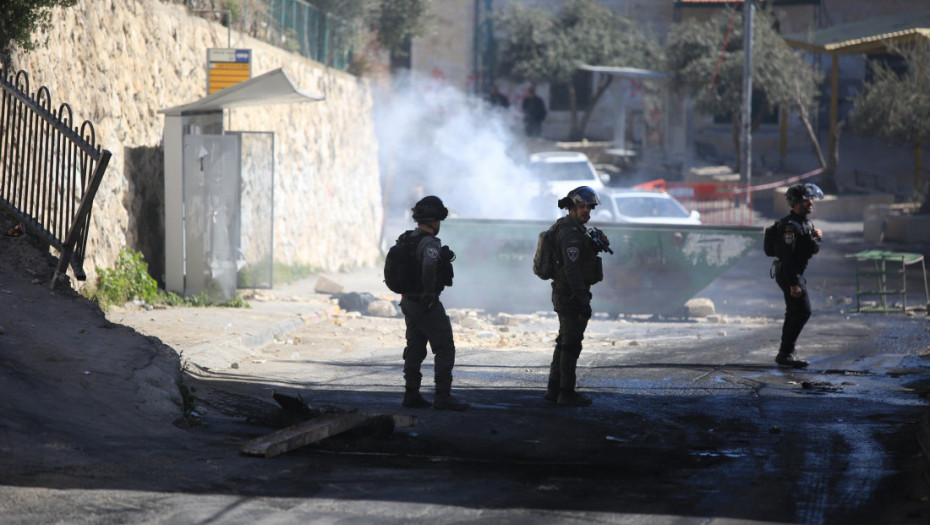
left=522, top=93, right=547, bottom=137
left=773, top=211, right=821, bottom=357
left=399, top=230, right=456, bottom=398
left=547, top=215, right=602, bottom=398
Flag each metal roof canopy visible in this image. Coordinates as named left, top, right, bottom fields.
left=784, top=10, right=930, bottom=55
left=782, top=11, right=930, bottom=179
left=159, top=67, right=323, bottom=116
left=577, top=65, right=672, bottom=157
left=577, top=65, right=671, bottom=80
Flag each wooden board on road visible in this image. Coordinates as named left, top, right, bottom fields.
left=241, top=413, right=417, bottom=458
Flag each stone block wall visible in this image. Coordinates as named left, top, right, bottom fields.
left=10, top=0, right=381, bottom=289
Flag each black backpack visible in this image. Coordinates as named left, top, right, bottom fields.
left=384, top=231, right=421, bottom=293
left=532, top=227, right=559, bottom=280
left=763, top=219, right=784, bottom=257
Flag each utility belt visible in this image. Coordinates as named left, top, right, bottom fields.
left=402, top=293, right=438, bottom=302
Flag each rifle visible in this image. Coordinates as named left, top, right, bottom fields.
left=586, top=227, right=613, bottom=255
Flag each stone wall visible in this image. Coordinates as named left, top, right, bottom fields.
left=10, top=0, right=381, bottom=289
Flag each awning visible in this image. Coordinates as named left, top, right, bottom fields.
left=784, top=10, right=930, bottom=55
left=159, top=68, right=323, bottom=116
left=577, top=65, right=671, bottom=80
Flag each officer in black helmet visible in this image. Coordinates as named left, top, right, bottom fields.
left=398, top=196, right=468, bottom=410
left=772, top=183, right=824, bottom=368
left=544, top=186, right=609, bottom=406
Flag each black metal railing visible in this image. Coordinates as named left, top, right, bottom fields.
left=0, top=66, right=111, bottom=287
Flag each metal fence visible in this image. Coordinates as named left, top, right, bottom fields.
left=0, top=67, right=111, bottom=287
left=194, top=0, right=354, bottom=71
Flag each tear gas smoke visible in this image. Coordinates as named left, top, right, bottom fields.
left=374, top=71, right=551, bottom=224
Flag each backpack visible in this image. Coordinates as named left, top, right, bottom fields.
left=384, top=232, right=421, bottom=294
left=532, top=227, right=559, bottom=280
left=763, top=219, right=784, bottom=257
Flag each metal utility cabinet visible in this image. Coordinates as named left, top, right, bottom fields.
left=160, top=68, right=322, bottom=301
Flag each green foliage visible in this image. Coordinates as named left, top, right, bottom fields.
left=272, top=262, right=320, bottom=287
left=92, top=248, right=248, bottom=310
left=495, top=0, right=662, bottom=139
left=497, top=0, right=661, bottom=85
left=0, top=0, right=78, bottom=53
left=221, top=0, right=240, bottom=24
left=310, top=0, right=434, bottom=53
left=850, top=41, right=930, bottom=146
left=666, top=7, right=820, bottom=127
left=95, top=249, right=161, bottom=309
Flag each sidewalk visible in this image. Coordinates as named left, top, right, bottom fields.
left=104, top=268, right=390, bottom=371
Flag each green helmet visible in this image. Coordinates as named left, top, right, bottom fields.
left=558, top=186, right=600, bottom=210
left=785, top=183, right=823, bottom=206
left=411, top=195, right=449, bottom=222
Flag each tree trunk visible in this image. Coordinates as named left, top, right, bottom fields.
left=577, top=76, right=613, bottom=141
left=568, top=83, right=580, bottom=141
left=821, top=120, right=843, bottom=194
left=796, top=104, right=826, bottom=170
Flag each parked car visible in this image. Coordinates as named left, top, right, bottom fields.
left=527, top=151, right=607, bottom=198
left=598, top=189, right=701, bottom=225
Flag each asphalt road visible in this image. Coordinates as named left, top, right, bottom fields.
left=2, top=215, right=930, bottom=524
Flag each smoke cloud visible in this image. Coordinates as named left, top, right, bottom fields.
left=374, top=71, right=547, bottom=226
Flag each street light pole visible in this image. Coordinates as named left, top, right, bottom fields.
left=741, top=0, right=754, bottom=205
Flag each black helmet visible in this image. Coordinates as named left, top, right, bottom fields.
left=785, top=183, right=824, bottom=206
left=558, top=186, right=600, bottom=210
left=412, top=195, right=449, bottom=222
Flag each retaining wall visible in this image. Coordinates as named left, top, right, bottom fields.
left=10, top=0, right=381, bottom=289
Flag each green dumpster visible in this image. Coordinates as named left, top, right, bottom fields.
left=439, top=218, right=761, bottom=316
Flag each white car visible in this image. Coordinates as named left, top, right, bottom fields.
left=528, top=151, right=607, bottom=198
left=598, top=189, right=701, bottom=225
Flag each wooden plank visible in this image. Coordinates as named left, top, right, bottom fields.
left=241, top=413, right=417, bottom=458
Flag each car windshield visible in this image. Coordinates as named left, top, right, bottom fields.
left=531, top=161, right=595, bottom=182
left=613, top=195, right=689, bottom=219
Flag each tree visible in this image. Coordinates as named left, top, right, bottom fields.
left=0, top=0, right=78, bottom=55
left=666, top=8, right=823, bottom=180
left=310, top=0, right=434, bottom=54
left=850, top=40, right=930, bottom=213
left=495, top=0, right=663, bottom=141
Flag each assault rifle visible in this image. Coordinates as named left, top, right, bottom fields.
left=586, top=227, right=613, bottom=255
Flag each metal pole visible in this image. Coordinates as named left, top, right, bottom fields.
left=741, top=0, right=754, bottom=205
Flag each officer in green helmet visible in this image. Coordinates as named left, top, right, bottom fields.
left=397, top=196, right=468, bottom=411
left=544, top=186, right=609, bottom=407
left=772, top=183, right=824, bottom=368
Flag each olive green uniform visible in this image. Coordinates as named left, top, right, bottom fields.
left=547, top=215, right=602, bottom=397
left=399, top=230, right=458, bottom=402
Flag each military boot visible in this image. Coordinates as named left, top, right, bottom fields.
left=557, top=353, right=592, bottom=407
left=433, top=388, right=469, bottom=411
left=557, top=390, right=592, bottom=407
left=544, top=346, right=561, bottom=403
left=775, top=352, right=809, bottom=368
left=402, top=388, right=431, bottom=408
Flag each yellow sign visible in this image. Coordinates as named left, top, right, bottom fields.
left=207, top=49, right=251, bottom=95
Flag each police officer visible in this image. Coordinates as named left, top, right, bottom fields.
left=773, top=183, right=824, bottom=368
left=545, top=186, right=609, bottom=406
left=398, top=196, right=468, bottom=410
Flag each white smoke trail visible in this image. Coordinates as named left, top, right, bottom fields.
left=373, top=71, right=544, bottom=222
